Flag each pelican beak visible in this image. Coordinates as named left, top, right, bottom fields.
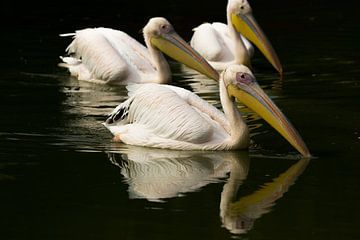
left=227, top=73, right=310, bottom=157
left=150, top=31, right=219, bottom=81
left=231, top=13, right=283, bottom=75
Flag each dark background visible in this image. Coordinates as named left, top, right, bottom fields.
left=1, top=0, right=358, bottom=75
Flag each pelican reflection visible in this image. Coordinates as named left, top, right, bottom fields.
left=221, top=157, right=309, bottom=234
left=107, top=145, right=309, bottom=235
left=108, top=146, right=249, bottom=201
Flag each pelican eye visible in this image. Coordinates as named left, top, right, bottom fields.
left=161, top=25, right=168, bottom=31
left=236, top=72, right=255, bottom=85
left=160, top=24, right=172, bottom=34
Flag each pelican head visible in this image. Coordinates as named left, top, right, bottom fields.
left=143, top=17, right=219, bottom=80
left=222, top=65, right=310, bottom=157
left=227, top=0, right=283, bottom=74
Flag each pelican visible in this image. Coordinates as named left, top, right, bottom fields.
left=103, top=64, right=310, bottom=157
left=59, top=17, right=218, bottom=84
left=190, top=0, right=282, bottom=73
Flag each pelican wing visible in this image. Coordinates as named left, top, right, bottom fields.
left=60, top=28, right=156, bottom=83
left=190, top=23, right=253, bottom=68
left=162, top=84, right=230, bottom=133
left=212, top=23, right=254, bottom=57
left=191, top=23, right=233, bottom=62
left=104, top=84, right=230, bottom=149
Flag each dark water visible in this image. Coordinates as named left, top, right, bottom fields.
left=1, top=0, right=359, bottom=239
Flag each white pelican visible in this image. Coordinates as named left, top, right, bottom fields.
left=59, top=17, right=218, bottom=84
left=190, top=0, right=282, bottom=74
left=103, top=64, right=310, bottom=157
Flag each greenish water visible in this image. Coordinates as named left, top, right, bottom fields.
left=0, top=0, right=359, bottom=239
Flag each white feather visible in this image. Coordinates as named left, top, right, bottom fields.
left=191, top=22, right=253, bottom=71
left=211, top=22, right=254, bottom=57
left=59, top=17, right=218, bottom=84
left=60, top=28, right=157, bottom=84
left=103, top=80, right=249, bottom=151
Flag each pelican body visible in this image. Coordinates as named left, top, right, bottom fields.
left=190, top=0, right=282, bottom=74
left=59, top=17, right=218, bottom=84
left=103, top=65, right=310, bottom=157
